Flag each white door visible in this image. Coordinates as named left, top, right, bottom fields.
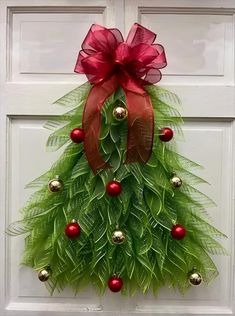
left=0, top=0, right=234, bottom=315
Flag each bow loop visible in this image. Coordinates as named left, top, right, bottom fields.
left=81, top=24, right=121, bottom=53
left=126, top=23, right=156, bottom=46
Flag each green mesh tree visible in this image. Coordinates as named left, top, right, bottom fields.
left=8, top=82, right=226, bottom=295
left=8, top=23, right=227, bottom=295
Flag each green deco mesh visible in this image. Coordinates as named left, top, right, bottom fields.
left=8, top=83, right=227, bottom=295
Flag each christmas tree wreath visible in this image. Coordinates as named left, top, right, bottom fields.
left=8, top=23, right=227, bottom=295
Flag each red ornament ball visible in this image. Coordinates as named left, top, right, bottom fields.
left=70, top=128, right=85, bottom=144
left=171, top=224, right=186, bottom=240
left=108, top=276, right=123, bottom=292
left=159, top=127, right=174, bottom=142
left=65, top=222, right=81, bottom=239
left=106, top=181, right=122, bottom=197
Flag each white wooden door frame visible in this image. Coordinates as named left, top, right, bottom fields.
left=0, top=0, right=235, bottom=315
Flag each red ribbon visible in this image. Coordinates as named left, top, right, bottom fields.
left=74, top=23, right=167, bottom=174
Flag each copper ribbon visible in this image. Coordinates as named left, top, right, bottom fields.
left=74, top=23, right=167, bottom=174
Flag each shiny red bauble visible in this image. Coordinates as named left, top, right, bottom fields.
left=171, top=224, right=186, bottom=240
left=65, top=222, right=81, bottom=239
left=108, top=276, right=123, bottom=292
left=70, top=128, right=85, bottom=143
left=106, top=180, right=122, bottom=197
left=159, top=127, right=174, bottom=142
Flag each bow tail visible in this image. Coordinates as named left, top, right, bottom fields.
left=124, top=89, right=154, bottom=164
left=82, top=76, right=119, bottom=174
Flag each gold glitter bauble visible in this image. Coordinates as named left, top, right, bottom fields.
left=112, top=230, right=125, bottom=244
left=38, top=269, right=50, bottom=282
left=112, top=106, right=128, bottom=121
left=170, top=176, right=182, bottom=188
left=48, top=178, right=63, bottom=193
left=189, top=272, right=202, bottom=286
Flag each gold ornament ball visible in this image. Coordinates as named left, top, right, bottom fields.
left=38, top=269, right=50, bottom=282
left=113, top=106, right=128, bottom=121
left=189, top=272, right=202, bottom=286
left=170, top=176, right=182, bottom=188
left=48, top=179, right=63, bottom=193
left=112, top=230, right=125, bottom=244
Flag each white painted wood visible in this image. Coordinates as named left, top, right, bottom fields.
left=126, top=3, right=235, bottom=85
left=141, top=13, right=233, bottom=80
left=10, top=9, right=105, bottom=81
left=0, top=0, right=235, bottom=315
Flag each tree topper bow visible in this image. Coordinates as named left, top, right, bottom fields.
left=74, top=23, right=167, bottom=174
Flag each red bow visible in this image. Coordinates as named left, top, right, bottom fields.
left=75, top=23, right=167, bottom=174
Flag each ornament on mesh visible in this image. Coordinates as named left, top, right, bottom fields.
left=188, top=269, right=203, bottom=286
left=108, top=275, right=123, bottom=292
left=159, top=127, right=174, bottom=142
left=70, top=128, right=85, bottom=144
left=170, top=173, right=182, bottom=188
left=65, top=220, right=81, bottom=239
left=48, top=177, right=63, bottom=193
left=38, top=268, right=51, bottom=282
left=112, top=230, right=125, bottom=244
left=112, top=106, right=128, bottom=121
left=106, top=180, right=122, bottom=197
left=171, top=224, right=187, bottom=240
